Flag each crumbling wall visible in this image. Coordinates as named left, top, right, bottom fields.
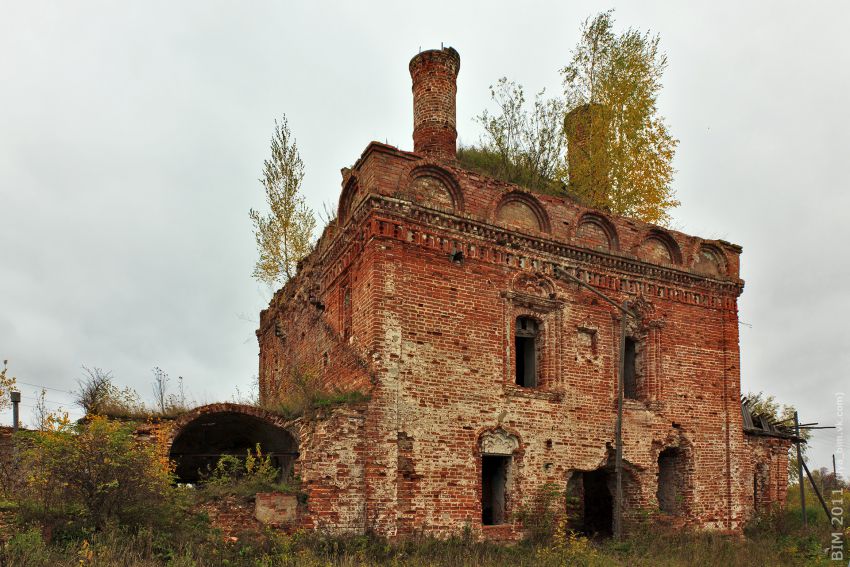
left=745, top=435, right=791, bottom=514
left=296, top=406, right=367, bottom=534
left=258, top=120, right=754, bottom=538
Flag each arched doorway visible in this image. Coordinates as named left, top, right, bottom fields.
left=168, top=404, right=299, bottom=483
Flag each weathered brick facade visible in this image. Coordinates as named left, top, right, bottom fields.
left=255, top=47, right=791, bottom=538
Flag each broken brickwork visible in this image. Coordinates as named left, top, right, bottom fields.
left=255, top=47, right=792, bottom=538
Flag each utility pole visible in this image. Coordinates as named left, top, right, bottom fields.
left=10, top=390, right=21, bottom=432
left=794, top=411, right=806, bottom=527
left=555, top=266, right=633, bottom=539
left=613, top=301, right=628, bottom=539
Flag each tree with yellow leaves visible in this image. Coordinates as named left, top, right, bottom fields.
left=561, top=10, right=679, bottom=225
left=462, top=11, right=679, bottom=226
left=250, top=116, right=316, bottom=286
left=0, top=360, right=17, bottom=411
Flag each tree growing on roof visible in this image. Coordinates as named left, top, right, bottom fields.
left=561, top=10, right=679, bottom=226
left=460, top=10, right=679, bottom=226
left=250, top=116, right=317, bottom=286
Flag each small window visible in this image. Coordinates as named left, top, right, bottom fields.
left=623, top=337, right=637, bottom=399
left=515, top=317, right=538, bottom=387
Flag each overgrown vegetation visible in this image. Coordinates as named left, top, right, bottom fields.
left=268, top=368, right=369, bottom=419
left=514, top=482, right=565, bottom=543
left=13, top=415, right=181, bottom=534
left=73, top=365, right=193, bottom=420
left=195, top=445, right=301, bottom=502
left=250, top=115, right=317, bottom=287
left=0, top=359, right=18, bottom=411
left=461, top=10, right=679, bottom=226
left=1, top=492, right=847, bottom=566
left=745, top=390, right=811, bottom=482
left=462, top=79, right=566, bottom=195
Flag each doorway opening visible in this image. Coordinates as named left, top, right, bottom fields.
left=482, top=455, right=510, bottom=525
left=582, top=469, right=613, bottom=536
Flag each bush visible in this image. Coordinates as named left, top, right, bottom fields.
left=196, top=444, right=301, bottom=502
left=514, top=482, right=565, bottom=543
left=270, top=368, right=369, bottom=419
left=16, top=415, right=183, bottom=533
left=3, top=528, right=53, bottom=567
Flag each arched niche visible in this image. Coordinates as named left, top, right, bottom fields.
left=638, top=230, right=682, bottom=265
left=169, top=404, right=299, bottom=483
left=494, top=192, right=551, bottom=234
left=405, top=165, right=463, bottom=212
left=693, top=244, right=727, bottom=277
left=575, top=212, right=619, bottom=251
left=337, top=175, right=360, bottom=225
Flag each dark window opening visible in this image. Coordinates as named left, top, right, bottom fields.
left=623, top=337, right=637, bottom=399
left=515, top=317, right=538, bottom=387
left=657, top=448, right=684, bottom=514
left=482, top=455, right=510, bottom=525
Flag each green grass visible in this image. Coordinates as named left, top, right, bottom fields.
left=1, top=488, right=847, bottom=566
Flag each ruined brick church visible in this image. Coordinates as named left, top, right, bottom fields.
left=254, top=47, right=792, bottom=538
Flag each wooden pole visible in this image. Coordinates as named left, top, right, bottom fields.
left=795, top=411, right=806, bottom=527
left=554, top=267, right=632, bottom=538
left=801, top=457, right=831, bottom=520
left=613, top=302, right=627, bottom=539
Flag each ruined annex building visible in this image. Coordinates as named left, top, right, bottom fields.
left=253, top=47, right=792, bottom=538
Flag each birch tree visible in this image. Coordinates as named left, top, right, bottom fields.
left=250, top=116, right=316, bottom=286
left=561, top=10, right=679, bottom=225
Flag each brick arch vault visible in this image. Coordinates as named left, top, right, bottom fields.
left=168, top=403, right=300, bottom=483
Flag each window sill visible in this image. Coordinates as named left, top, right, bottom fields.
left=622, top=399, right=663, bottom=413
left=505, top=385, right=563, bottom=402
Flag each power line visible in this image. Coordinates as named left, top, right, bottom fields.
left=14, top=380, right=74, bottom=394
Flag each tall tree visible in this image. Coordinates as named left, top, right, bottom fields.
left=561, top=10, right=679, bottom=225
left=462, top=11, right=679, bottom=226
left=250, top=116, right=316, bottom=286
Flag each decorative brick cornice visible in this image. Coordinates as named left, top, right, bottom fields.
left=316, top=194, right=744, bottom=311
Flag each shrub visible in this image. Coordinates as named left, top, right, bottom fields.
left=3, top=528, right=53, bottom=567
left=270, top=368, right=369, bottom=419
left=514, top=482, right=565, bottom=543
left=197, top=444, right=301, bottom=502
left=16, top=415, right=182, bottom=533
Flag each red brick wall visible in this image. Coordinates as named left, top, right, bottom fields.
left=745, top=435, right=792, bottom=514
left=257, top=133, right=766, bottom=538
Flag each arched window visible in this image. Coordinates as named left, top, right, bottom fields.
left=515, top=317, right=539, bottom=387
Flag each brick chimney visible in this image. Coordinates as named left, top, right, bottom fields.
left=409, top=47, right=460, bottom=161
left=565, top=103, right=610, bottom=201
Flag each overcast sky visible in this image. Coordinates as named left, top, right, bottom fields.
left=1, top=1, right=847, bottom=471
